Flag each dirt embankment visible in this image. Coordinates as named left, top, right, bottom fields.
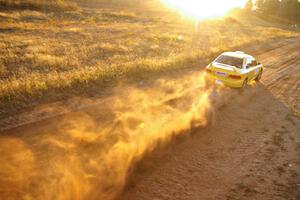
left=0, top=37, right=299, bottom=200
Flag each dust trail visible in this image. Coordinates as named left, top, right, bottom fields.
left=0, top=73, right=214, bottom=200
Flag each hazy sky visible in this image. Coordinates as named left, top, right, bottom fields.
left=162, top=0, right=248, bottom=19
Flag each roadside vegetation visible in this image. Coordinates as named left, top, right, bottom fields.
left=245, top=0, right=300, bottom=23
left=0, top=0, right=78, bottom=12
left=0, top=0, right=298, bottom=116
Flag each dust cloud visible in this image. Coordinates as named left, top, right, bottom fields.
left=0, top=73, right=214, bottom=200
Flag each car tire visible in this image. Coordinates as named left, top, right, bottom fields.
left=255, top=70, right=263, bottom=82
left=241, top=78, right=248, bottom=89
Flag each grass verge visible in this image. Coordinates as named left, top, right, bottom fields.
left=0, top=2, right=298, bottom=117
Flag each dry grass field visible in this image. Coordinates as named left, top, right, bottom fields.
left=0, top=0, right=298, bottom=117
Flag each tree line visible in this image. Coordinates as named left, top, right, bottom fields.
left=245, top=0, right=300, bottom=22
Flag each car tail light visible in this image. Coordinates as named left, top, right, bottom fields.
left=229, top=75, right=242, bottom=79
left=205, top=68, right=213, bottom=73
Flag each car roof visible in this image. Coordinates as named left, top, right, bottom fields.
left=221, top=51, right=253, bottom=59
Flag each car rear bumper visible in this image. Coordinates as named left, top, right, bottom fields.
left=204, top=73, right=244, bottom=88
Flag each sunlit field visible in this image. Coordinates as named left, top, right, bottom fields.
left=0, top=1, right=300, bottom=200
left=0, top=0, right=298, bottom=117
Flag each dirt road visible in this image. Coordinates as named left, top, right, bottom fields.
left=120, top=37, right=300, bottom=200
left=0, top=37, right=299, bottom=200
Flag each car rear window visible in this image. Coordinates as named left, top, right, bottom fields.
left=214, top=55, right=243, bottom=69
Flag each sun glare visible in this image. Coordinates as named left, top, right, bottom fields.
left=162, top=0, right=247, bottom=19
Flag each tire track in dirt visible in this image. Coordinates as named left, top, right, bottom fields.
left=120, top=85, right=299, bottom=200
left=119, top=37, right=300, bottom=200
left=258, top=37, right=300, bottom=113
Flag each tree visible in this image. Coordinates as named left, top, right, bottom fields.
left=264, top=0, right=281, bottom=16
left=245, top=0, right=254, bottom=12
left=255, top=0, right=300, bottom=22
left=281, top=0, right=300, bottom=21
left=255, top=0, right=266, bottom=13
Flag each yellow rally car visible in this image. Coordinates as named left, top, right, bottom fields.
left=204, top=51, right=263, bottom=88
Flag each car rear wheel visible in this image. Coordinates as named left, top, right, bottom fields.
left=255, top=70, right=263, bottom=82
left=241, top=78, right=248, bottom=89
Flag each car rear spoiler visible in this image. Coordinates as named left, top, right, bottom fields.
left=212, top=62, right=236, bottom=72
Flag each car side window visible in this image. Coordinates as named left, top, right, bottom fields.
left=246, top=58, right=252, bottom=69
left=250, top=60, right=257, bottom=67
left=246, top=58, right=257, bottom=68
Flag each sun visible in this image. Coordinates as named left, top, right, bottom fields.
left=161, top=0, right=247, bottom=19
